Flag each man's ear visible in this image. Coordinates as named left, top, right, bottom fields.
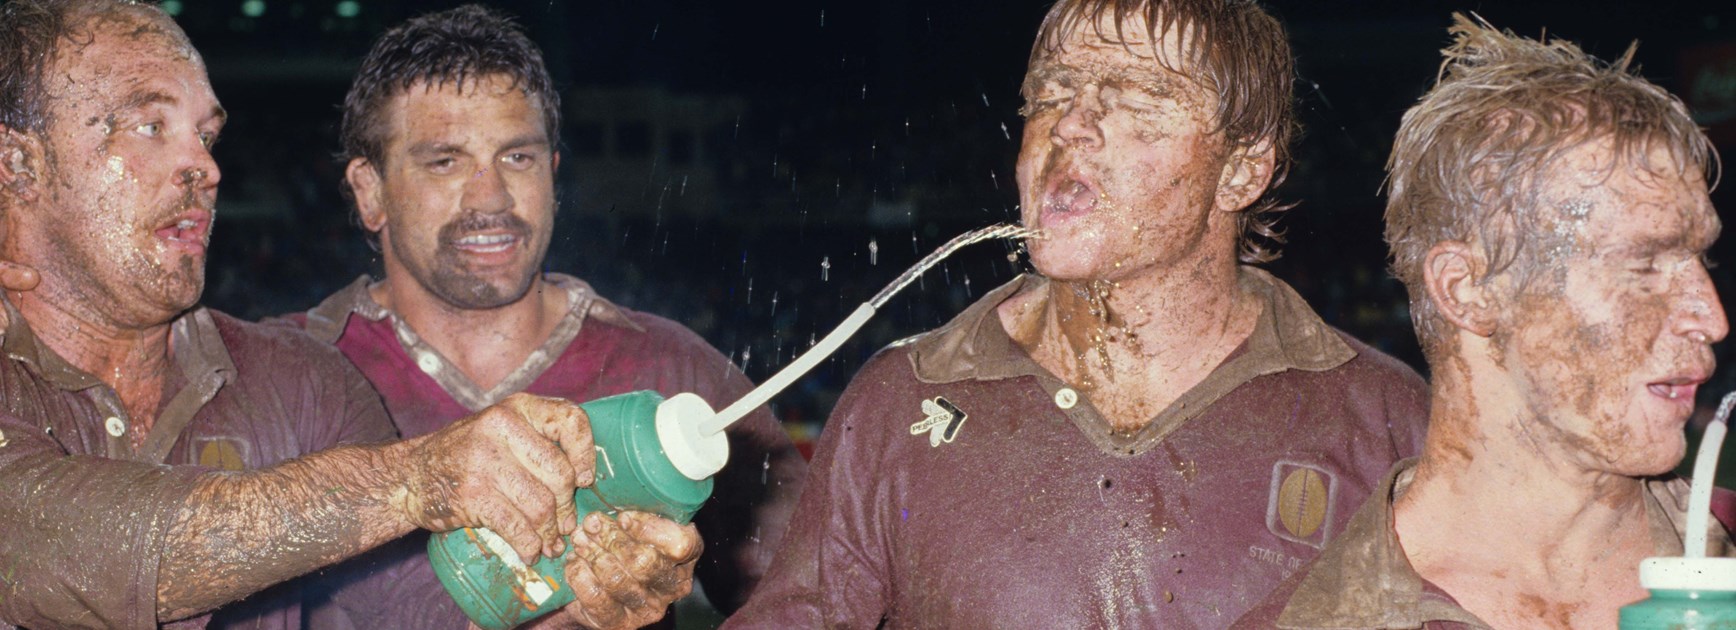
left=346, top=157, right=388, bottom=233
left=0, top=126, right=44, bottom=203
left=1214, top=138, right=1276, bottom=214
left=1423, top=240, right=1498, bottom=337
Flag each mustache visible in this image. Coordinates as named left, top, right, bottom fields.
left=437, top=211, right=531, bottom=242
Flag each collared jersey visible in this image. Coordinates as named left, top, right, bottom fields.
left=725, top=269, right=1430, bottom=629
left=1234, top=458, right=1736, bottom=630
left=284, top=273, right=807, bottom=628
left=0, top=303, right=395, bottom=630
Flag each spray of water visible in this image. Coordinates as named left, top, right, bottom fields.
left=702, top=223, right=1042, bottom=434
left=869, top=223, right=1042, bottom=309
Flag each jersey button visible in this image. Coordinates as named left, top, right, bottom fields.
left=105, top=416, right=127, bottom=437
left=416, top=351, right=441, bottom=375
left=1054, top=387, right=1078, bottom=410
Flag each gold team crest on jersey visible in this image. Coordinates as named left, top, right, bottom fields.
left=909, top=397, right=966, bottom=447
left=193, top=437, right=250, bottom=471
left=1266, top=460, right=1338, bottom=548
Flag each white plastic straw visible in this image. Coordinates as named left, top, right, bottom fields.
left=1685, top=391, right=1735, bottom=558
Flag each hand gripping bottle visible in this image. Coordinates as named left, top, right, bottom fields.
left=425, top=224, right=1040, bottom=629
left=426, top=390, right=728, bottom=630
left=1619, top=392, right=1736, bottom=630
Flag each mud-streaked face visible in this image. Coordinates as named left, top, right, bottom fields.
left=1492, top=140, right=1724, bottom=476
left=356, top=74, right=557, bottom=310
left=1016, top=12, right=1237, bottom=283
left=23, top=11, right=223, bottom=327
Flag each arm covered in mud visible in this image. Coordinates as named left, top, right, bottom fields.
left=156, top=393, right=595, bottom=622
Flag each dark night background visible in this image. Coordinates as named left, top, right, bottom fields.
left=174, top=0, right=1736, bottom=480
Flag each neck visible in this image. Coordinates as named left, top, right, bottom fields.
left=373, top=272, right=564, bottom=392
left=1003, top=252, right=1256, bottom=431
left=10, top=286, right=175, bottom=427
left=1395, top=357, right=1652, bottom=618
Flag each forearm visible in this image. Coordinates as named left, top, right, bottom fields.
left=156, top=439, right=420, bottom=620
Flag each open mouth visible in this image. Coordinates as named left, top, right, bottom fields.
left=1646, top=376, right=1706, bottom=404
left=1040, top=173, right=1100, bottom=221
left=451, top=232, right=520, bottom=255
left=154, top=211, right=211, bottom=253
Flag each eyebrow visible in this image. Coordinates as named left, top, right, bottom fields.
left=1022, top=64, right=1184, bottom=98
left=407, top=133, right=551, bottom=158
left=116, top=89, right=227, bottom=127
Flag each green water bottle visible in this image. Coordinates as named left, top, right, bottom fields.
left=1619, top=557, right=1736, bottom=629
left=427, top=390, right=730, bottom=630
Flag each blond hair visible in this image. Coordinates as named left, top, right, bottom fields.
left=1384, top=13, right=1714, bottom=357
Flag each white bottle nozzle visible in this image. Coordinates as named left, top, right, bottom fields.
left=656, top=393, right=729, bottom=480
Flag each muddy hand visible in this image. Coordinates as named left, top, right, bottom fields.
left=400, top=392, right=596, bottom=563
left=560, top=511, right=701, bottom=630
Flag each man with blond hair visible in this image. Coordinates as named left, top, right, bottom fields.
left=726, top=0, right=1428, bottom=626
left=1234, top=15, right=1735, bottom=629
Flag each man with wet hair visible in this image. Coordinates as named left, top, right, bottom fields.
left=726, top=0, right=1427, bottom=626
left=1233, top=15, right=1735, bottom=629
left=284, top=5, right=806, bottom=629
left=0, top=1, right=646, bottom=628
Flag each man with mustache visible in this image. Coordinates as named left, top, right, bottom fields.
left=1234, top=16, right=1734, bottom=630
left=283, top=6, right=806, bottom=629
left=726, top=0, right=1428, bottom=627
left=0, top=1, right=675, bottom=628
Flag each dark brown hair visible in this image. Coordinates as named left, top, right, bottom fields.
left=339, top=3, right=559, bottom=178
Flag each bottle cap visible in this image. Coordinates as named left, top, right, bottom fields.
left=656, top=392, right=729, bottom=481
left=1639, top=557, right=1736, bottom=592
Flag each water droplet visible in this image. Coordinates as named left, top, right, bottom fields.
left=820, top=256, right=831, bottom=281
left=989, top=170, right=999, bottom=189
left=1000, top=122, right=1010, bottom=140
left=869, top=238, right=879, bottom=266
left=981, top=93, right=990, bottom=107
left=651, top=22, right=659, bottom=40
left=819, top=9, right=825, bottom=27
left=861, top=84, right=868, bottom=100
left=746, top=278, right=754, bottom=304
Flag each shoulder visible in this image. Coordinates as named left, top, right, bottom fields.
left=1327, top=329, right=1426, bottom=392
left=207, top=309, right=365, bottom=376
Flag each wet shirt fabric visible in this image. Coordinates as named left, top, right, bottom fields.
left=287, top=273, right=808, bottom=629
left=1232, top=458, right=1736, bottom=630
left=0, top=304, right=396, bottom=630
left=724, top=269, right=1431, bottom=629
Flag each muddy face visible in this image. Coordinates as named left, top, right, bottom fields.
left=362, top=74, right=556, bottom=310
left=20, top=11, right=223, bottom=327
left=1491, top=141, right=1724, bottom=476
left=1015, top=12, right=1236, bottom=283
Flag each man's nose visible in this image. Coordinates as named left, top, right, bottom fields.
left=179, top=139, right=221, bottom=189
left=462, top=163, right=514, bottom=214
left=1050, top=86, right=1105, bottom=151
left=1676, top=263, right=1729, bottom=345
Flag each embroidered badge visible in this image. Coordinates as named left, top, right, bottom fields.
left=909, top=397, right=967, bottom=447
left=193, top=437, right=250, bottom=471
left=1265, top=460, right=1339, bottom=548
